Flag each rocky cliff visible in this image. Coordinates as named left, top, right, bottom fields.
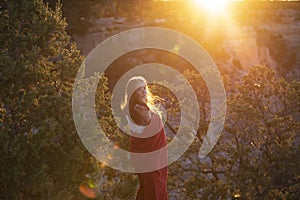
left=69, top=2, right=300, bottom=82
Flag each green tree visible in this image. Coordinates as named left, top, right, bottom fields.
left=0, top=1, right=97, bottom=199
left=181, top=65, right=300, bottom=199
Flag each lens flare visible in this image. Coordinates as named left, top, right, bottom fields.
left=73, top=27, right=226, bottom=172
left=79, top=180, right=97, bottom=199
left=193, top=0, right=229, bottom=13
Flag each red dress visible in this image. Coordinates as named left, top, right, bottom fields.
left=130, top=127, right=168, bottom=200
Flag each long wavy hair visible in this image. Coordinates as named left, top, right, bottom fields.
left=121, top=76, right=161, bottom=115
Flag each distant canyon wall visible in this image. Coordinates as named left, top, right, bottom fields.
left=71, top=8, right=300, bottom=81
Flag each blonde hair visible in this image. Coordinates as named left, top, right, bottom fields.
left=121, top=76, right=161, bottom=115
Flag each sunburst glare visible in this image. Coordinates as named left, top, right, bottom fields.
left=193, top=0, right=230, bottom=13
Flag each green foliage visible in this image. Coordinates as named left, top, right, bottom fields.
left=0, top=0, right=97, bottom=199
left=72, top=70, right=137, bottom=199
left=180, top=65, right=300, bottom=199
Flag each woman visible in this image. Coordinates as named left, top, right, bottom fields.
left=121, top=76, right=168, bottom=200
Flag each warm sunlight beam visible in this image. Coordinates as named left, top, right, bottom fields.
left=193, top=0, right=230, bottom=13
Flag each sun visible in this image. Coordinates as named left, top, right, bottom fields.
left=193, top=0, right=230, bottom=13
